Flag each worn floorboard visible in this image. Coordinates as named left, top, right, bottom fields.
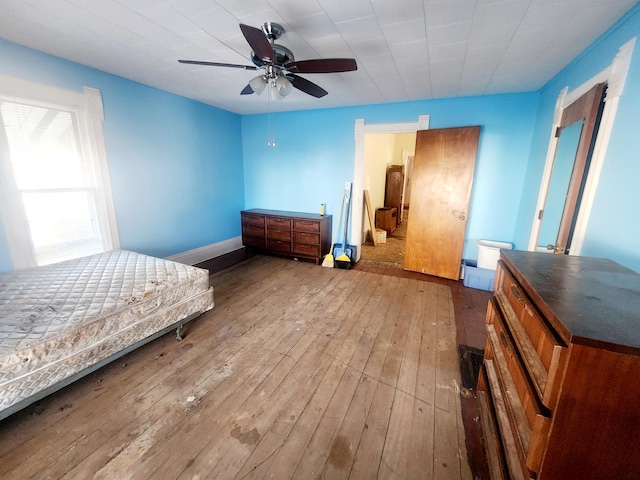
left=0, top=255, right=472, bottom=479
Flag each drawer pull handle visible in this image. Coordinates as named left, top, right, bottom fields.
left=510, top=284, right=524, bottom=303
left=499, top=330, right=510, bottom=351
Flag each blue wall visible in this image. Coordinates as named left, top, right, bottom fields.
left=515, top=4, right=640, bottom=271
left=2, top=3, right=640, bottom=274
left=0, top=39, right=244, bottom=272
left=242, top=94, right=539, bottom=261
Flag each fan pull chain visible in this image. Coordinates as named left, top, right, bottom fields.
left=267, top=78, right=276, bottom=147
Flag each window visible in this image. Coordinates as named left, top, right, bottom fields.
left=0, top=75, right=119, bottom=269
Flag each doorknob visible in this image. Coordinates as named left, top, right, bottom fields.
left=452, top=210, right=466, bottom=221
left=547, top=244, right=567, bottom=254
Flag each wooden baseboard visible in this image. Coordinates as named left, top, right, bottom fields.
left=195, top=248, right=249, bottom=273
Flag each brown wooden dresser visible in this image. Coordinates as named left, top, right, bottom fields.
left=375, top=207, right=397, bottom=235
left=478, top=250, right=640, bottom=480
left=241, top=209, right=332, bottom=265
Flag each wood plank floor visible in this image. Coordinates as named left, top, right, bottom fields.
left=0, top=255, right=474, bottom=479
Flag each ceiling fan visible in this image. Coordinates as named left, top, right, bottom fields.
left=178, top=22, right=357, bottom=99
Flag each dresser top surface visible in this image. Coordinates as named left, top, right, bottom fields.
left=502, top=250, right=640, bottom=352
left=242, top=209, right=330, bottom=221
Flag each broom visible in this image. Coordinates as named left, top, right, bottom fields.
left=322, top=187, right=346, bottom=267
left=334, top=182, right=352, bottom=265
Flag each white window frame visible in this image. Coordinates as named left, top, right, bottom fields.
left=0, top=74, right=120, bottom=269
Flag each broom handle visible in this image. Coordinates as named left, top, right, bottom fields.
left=343, top=183, right=351, bottom=249
left=329, top=189, right=346, bottom=254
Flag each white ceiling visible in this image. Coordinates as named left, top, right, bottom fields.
left=0, top=0, right=636, bottom=114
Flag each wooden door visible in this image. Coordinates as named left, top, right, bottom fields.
left=404, top=126, right=480, bottom=279
left=553, top=83, right=606, bottom=254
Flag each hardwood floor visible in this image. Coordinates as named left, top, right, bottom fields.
left=0, top=255, right=481, bottom=479
left=357, top=213, right=492, bottom=480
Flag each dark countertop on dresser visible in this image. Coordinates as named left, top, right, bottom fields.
left=242, top=209, right=330, bottom=221
left=501, top=250, right=640, bottom=354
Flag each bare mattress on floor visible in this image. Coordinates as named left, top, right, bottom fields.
left=0, top=250, right=214, bottom=420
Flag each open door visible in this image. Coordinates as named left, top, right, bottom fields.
left=540, top=83, right=606, bottom=254
left=404, top=126, right=480, bottom=280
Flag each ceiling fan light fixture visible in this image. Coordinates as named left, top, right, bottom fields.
left=249, top=75, right=267, bottom=95
left=275, top=75, right=293, bottom=97
left=179, top=21, right=358, bottom=103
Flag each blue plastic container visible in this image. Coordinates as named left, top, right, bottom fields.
left=462, top=259, right=496, bottom=291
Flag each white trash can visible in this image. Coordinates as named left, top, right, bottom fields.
left=477, top=240, right=513, bottom=270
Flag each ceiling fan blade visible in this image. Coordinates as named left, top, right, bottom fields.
left=240, top=84, right=254, bottom=95
left=289, top=74, right=328, bottom=98
left=240, top=24, right=274, bottom=63
left=178, top=59, right=258, bottom=70
left=287, top=58, right=357, bottom=74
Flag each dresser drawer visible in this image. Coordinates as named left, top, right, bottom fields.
left=477, top=385, right=509, bottom=480
left=479, top=360, right=531, bottom=480
left=266, top=238, right=291, bottom=252
left=268, top=216, right=291, bottom=230
left=268, top=229, right=291, bottom=242
left=486, top=299, right=551, bottom=474
left=293, top=219, right=320, bottom=233
left=243, top=234, right=265, bottom=248
left=293, top=231, right=320, bottom=246
left=293, top=243, right=320, bottom=257
left=495, top=262, right=567, bottom=407
left=242, top=214, right=265, bottom=228
left=242, top=225, right=265, bottom=238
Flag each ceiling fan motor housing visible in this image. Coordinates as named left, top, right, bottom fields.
left=251, top=43, right=294, bottom=68
left=250, top=22, right=295, bottom=68
left=261, top=22, right=284, bottom=40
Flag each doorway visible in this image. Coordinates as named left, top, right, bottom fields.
left=528, top=38, right=635, bottom=254
left=355, top=123, right=480, bottom=281
left=350, top=116, right=429, bottom=265
left=359, top=131, right=416, bottom=268
left=538, top=83, right=606, bottom=254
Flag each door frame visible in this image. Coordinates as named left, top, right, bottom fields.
left=352, top=115, right=430, bottom=261
left=528, top=37, right=635, bottom=254
left=554, top=82, right=606, bottom=254
left=400, top=150, right=414, bottom=223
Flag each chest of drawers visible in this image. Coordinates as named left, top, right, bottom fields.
left=241, top=209, right=332, bottom=265
left=478, top=250, right=640, bottom=479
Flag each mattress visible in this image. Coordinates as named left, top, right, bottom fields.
left=0, top=250, right=214, bottom=417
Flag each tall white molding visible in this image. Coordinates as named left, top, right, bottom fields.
left=528, top=87, right=567, bottom=251
left=570, top=37, right=636, bottom=255
left=83, top=86, right=104, bottom=120
left=83, top=85, right=120, bottom=250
